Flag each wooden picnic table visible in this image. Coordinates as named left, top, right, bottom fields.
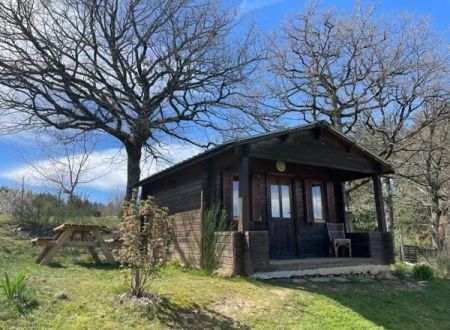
left=31, top=224, right=116, bottom=266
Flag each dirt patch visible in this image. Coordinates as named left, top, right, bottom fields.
left=212, top=294, right=259, bottom=315
left=211, top=287, right=292, bottom=316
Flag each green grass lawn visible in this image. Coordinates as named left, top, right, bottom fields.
left=1, top=216, right=449, bottom=329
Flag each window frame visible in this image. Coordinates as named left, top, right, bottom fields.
left=232, top=175, right=240, bottom=221
left=311, top=180, right=326, bottom=222
left=268, top=177, right=293, bottom=220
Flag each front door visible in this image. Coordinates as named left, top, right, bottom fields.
left=268, top=177, right=296, bottom=258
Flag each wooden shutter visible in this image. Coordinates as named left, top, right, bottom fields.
left=294, top=179, right=304, bottom=222
left=304, top=179, right=314, bottom=223
left=214, top=174, right=221, bottom=206
left=326, top=182, right=336, bottom=222
left=251, top=174, right=266, bottom=222
left=222, top=170, right=232, bottom=220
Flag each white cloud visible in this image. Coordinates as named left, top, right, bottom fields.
left=2, top=144, right=203, bottom=192
left=237, top=0, right=284, bottom=15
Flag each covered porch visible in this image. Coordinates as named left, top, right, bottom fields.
left=219, top=123, right=395, bottom=276
left=231, top=171, right=394, bottom=275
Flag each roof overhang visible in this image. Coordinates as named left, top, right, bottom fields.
left=139, top=121, right=394, bottom=186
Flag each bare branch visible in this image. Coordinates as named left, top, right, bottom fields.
left=0, top=0, right=260, bottom=199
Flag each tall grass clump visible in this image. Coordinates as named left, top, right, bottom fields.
left=424, top=249, right=450, bottom=279
left=201, top=204, right=230, bottom=273
left=0, top=272, right=36, bottom=313
left=413, top=264, right=434, bottom=280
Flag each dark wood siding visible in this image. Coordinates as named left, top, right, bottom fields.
left=294, top=178, right=305, bottom=222
left=142, top=163, right=204, bottom=267
left=304, top=179, right=313, bottom=223
left=170, top=208, right=202, bottom=266
left=334, top=182, right=346, bottom=223
left=143, top=161, right=203, bottom=213
left=138, top=123, right=394, bottom=273
left=227, top=158, right=345, bottom=258
left=326, top=182, right=336, bottom=222
left=248, top=130, right=378, bottom=174
left=347, top=233, right=370, bottom=257
left=152, top=180, right=202, bottom=213
left=251, top=173, right=266, bottom=223
left=242, top=231, right=270, bottom=274
left=216, top=231, right=242, bottom=275
left=369, top=232, right=395, bottom=264
left=297, top=223, right=329, bottom=257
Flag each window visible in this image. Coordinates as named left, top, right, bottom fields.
left=232, top=177, right=240, bottom=218
left=312, top=183, right=324, bottom=221
left=270, top=184, right=280, bottom=218
left=270, top=182, right=292, bottom=219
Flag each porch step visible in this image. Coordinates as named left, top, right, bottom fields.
left=251, top=258, right=389, bottom=279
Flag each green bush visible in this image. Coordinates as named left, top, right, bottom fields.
left=10, top=190, right=110, bottom=234
left=0, top=272, right=36, bottom=313
left=201, top=204, right=230, bottom=273
left=413, top=264, right=434, bottom=280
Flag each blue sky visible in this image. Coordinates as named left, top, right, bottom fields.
left=1, top=0, right=449, bottom=203
left=231, top=0, right=450, bottom=31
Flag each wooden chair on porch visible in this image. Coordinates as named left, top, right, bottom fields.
left=327, top=223, right=352, bottom=257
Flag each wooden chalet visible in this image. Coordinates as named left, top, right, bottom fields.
left=139, top=122, right=395, bottom=277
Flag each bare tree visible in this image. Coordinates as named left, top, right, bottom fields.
left=0, top=0, right=259, bottom=200
left=265, top=4, right=388, bottom=132
left=106, top=186, right=126, bottom=216
left=397, top=108, right=450, bottom=250
left=265, top=3, right=449, bottom=232
left=25, top=133, right=100, bottom=201
left=359, top=15, right=449, bottom=231
left=266, top=3, right=447, bottom=133
left=361, top=95, right=449, bottom=232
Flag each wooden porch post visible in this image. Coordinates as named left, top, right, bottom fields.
left=238, top=151, right=250, bottom=232
left=372, top=175, right=387, bottom=233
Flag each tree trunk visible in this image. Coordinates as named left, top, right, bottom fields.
left=382, top=176, right=395, bottom=233
left=331, top=111, right=343, bottom=132
left=344, top=183, right=354, bottom=233
left=332, top=116, right=354, bottom=232
left=125, top=142, right=143, bottom=202
left=430, top=194, right=443, bottom=251
left=133, top=267, right=142, bottom=297
left=68, top=189, right=76, bottom=204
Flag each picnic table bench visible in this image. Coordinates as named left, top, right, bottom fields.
left=31, top=224, right=116, bottom=265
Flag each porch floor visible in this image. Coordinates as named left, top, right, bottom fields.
left=267, top=257, right=376, bottom=271
left=252, top=257, right=389, bottom=279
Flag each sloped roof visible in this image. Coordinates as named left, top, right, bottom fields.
left=139, top=121, right=394, bottom=185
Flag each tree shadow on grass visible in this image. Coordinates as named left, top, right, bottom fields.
left=74, top=261, right=119, bottom=270
left=145, top=296, right=249, bottom=330
left=246, top=277, right=450, bottom=330
left=47, top=262, right=66, bottom=268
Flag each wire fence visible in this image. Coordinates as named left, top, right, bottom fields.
left=399, top=222, right=450, bottom=263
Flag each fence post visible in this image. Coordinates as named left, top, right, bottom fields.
left=399, top=226, right=405, bottom=262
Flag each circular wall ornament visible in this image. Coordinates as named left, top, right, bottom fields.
left=276, top=160, right=286, bottom=172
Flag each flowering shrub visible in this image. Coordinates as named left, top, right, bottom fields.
left=119, top=192, right=174, bottom=298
